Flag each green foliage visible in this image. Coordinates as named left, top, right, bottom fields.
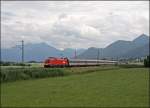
left=1, top=68, right=65, bottom=83
left=1, top=65, right=145, bottom=83
left=0, top=61, right=13, bottom=66
left=144, top=56, right=150, bottom=67
left=1, top=66, right=119, bottom=83
left=28, top=61, right=38, bottom=63
left=0, top=61, right=31, bottom=66
left=118, top=64, right=144, bottom=68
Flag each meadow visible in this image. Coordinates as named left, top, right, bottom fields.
left=1, top=65, right=149, bottom=107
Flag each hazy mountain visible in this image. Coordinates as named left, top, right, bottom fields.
left=78, top=34, right=149, bottom=59
left=133, top=34, right=149, bottom=45
left=1, top=47, right=21, bottom=62
left=24, top=43, right=61, bottom=61
left=1, top=43, right=61, bottom=62
left=62, top=48, right=86, bottom=58
left=1, top=34, right=149, bottom=62
left=77, top=47, right=103, bottom=59
left=1, top=43, right=86, bottom=62
left=102, top=40, right=133, bottom=58
left=122, top=43, right=149, bottom=58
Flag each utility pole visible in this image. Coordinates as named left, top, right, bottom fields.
left=74, top=49, right=77, bottom=59
left=97, top=48, right=100, bottom=60
left=21, top=40, right=24, bottom=64
left=97, top=48, right=100, bottom=65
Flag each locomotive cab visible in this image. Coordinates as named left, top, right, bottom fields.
left=44, top=57, right=69, bottom=68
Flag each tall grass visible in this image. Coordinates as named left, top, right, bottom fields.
left=1, top=66, right=118, bottom=83
left=1, top=67, right=67, bottom=83
left=118, top=64, right=144, bottom=68
left=1, top=65, right=141, bottom=83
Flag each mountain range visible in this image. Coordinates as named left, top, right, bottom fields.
left=1, top=43, right=85, bottom=62
left=77, top=34, right=149, bottom=59
left=1, top=34, right=149, bottom=62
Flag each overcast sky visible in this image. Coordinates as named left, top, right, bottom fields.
left=1, top=1, right=149, bottom=50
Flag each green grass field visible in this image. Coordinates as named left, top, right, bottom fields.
left=1, top=67, right=149, bottom=107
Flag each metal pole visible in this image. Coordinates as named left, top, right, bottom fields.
left=21, top=40, right=24, bottom=64
left=97, top=48, right=100, bottom=65
left=97, top=48, right=100, bottom=60
left=75, top=49, right=77, bottom=59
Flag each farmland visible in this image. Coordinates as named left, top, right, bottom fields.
left=1, top=66, right=149, bottom=107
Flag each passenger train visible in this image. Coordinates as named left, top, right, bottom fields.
left=44, top=57, right=117, bottom=67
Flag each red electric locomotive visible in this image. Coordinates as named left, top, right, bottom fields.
left=44, top=57, right=69, bottom=67
left=44, top=57, right=117, bottom=68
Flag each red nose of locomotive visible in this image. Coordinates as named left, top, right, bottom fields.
left=44, top=57, right=69, bottom=68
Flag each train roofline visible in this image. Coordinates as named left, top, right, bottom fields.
left=68, top=59, right=118, bottom=62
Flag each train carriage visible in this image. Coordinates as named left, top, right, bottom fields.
left=69, top=59, right=117, bottom=66
left=44, top=57, right=117, bottom=67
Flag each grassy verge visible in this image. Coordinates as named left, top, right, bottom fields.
left=1, top=67, right=66, bottom=83
left=1, top=66, right=119, bottom=83
left=1, top=68, right=149, bottom=107
left=118, top=64, right=144, bottom=68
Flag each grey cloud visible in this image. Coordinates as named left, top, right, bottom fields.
left=1, top=1, right=149, bottom=49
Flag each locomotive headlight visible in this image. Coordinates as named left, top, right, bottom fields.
left=63, top=61, right=66, bottom=64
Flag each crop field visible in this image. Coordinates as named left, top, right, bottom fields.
left=1, top=66, right=149, bottom=107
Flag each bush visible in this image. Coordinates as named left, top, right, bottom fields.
left=144, top=56, right=150, bottom=67
left=0, top=61, right=13, bottom=66
left=0, top=61, right=31, bottom=66
left=118, top=64, right=144, bottom=68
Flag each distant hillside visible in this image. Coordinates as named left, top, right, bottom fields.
left=102, top=40, right=133, bottom=58
left=1, top=34, right=149, bottom=62
left=1, top=43, right=61, bottom=62
left=78, top=34, right=149, bottom=59
left=77, top=47, right=103, bottom=59
left=1, top=47, right=21, bottom=62
left=1, top=43, right=85, bottom=62
left=62, top=48, right=86, bottom=58
left=24, top=43, right=61, bottom=61
left=133, top=34, right=149, bottom=45
left=122, top=43, right=149, bottom=58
